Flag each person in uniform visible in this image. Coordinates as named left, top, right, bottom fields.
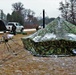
left=12, top=24, right=16, bottom=35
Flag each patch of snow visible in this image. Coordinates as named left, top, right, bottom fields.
left=41, top=33, right=56, bottom=41
left=72, top=49, right=76, bottom=54
left=67, top=33, right=76, bottom=41
left=32, top=33, right=56, bottom=42
left=23, top=29, right=36, bottom=31
left=68, top=33, right=76, bottom=38
left=7, top=34, right=14, bottom=39
left=0, top=31, right=4, bottom=33
left=33, top=36, right=41, bottom=42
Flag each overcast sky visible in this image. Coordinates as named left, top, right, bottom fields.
left=0, top=0, right=65, bottom=18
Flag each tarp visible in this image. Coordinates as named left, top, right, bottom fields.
left=0, top=20, right=7, bottom=31
left=21, top=18, right=76, bottom=56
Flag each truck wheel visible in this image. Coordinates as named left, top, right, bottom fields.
left=21, top=28, right=24, bottom=32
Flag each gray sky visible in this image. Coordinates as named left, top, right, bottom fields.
left=0, top=0, right=65, bottom=18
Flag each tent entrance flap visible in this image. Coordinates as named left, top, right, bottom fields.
left=0, top=20, right=7, bottom=31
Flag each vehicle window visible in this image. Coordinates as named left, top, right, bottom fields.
left=8, top=23, right=14, bottom=26
left=16, top=23, right=21, bottom=26
left=18, top=24, right=21, bottom=26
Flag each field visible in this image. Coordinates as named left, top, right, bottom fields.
left=0, top=31, right=76, bottom=75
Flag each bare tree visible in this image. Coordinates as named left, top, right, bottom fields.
left=59, top=0, right=76, bottom=25
left=59, top=1, right=69, bottom=21
left=12, top=2, right=24, bottom=12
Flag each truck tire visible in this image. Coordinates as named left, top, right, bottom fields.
left=21, top=28, right=24, bottom=32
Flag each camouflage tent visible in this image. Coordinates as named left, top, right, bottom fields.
left=22, top=18, right=76, bottom=56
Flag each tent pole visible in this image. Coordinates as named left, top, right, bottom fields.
left=43, top=9, right=45, bottom=28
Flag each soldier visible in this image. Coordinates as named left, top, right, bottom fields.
left=12, top=24, right=16, bottom=35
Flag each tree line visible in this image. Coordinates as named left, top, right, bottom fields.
left=6, top=2, right=55, bottom=26
left=7, top=2, right=38, bottom=25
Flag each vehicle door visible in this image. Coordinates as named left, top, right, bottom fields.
left=15, top=23, right=21, bottom=32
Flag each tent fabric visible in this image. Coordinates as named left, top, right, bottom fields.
left=0, top=20, right=7, bottom=31
left=21, top=18, right=76, bottom=56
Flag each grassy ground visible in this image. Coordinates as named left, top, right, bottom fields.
left=0, top=31, right=76, bottom=75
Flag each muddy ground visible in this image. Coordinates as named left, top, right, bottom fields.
left=0, top=32, right=76, bottom=75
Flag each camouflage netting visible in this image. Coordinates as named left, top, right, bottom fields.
left=21, top=18, right=76, bottom=56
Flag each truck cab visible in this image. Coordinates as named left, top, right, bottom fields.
left=6, top=22, right=24, bottom=32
